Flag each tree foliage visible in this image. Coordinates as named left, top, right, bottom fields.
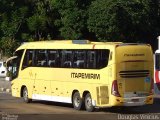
left=52, top=0, right=91, bottom=39
left=0, top=0, right=160, bottom=56
left=88, top=0, right=155, bottom=42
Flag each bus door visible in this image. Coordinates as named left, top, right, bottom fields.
left=21, top=49, right=36, bottom=98
left=6, top=56, right=18, bottom=96
left=7, top=50, right=25, bottom=97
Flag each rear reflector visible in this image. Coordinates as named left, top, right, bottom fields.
left=111, top=80, right=121, bottom=97
left=149, top=78, right=154, bottom=95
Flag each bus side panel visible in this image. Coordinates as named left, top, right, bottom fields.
left=17, top=67, right=35, bottom=99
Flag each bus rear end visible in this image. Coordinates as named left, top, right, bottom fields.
left=111, top=44, right=154, bottom=107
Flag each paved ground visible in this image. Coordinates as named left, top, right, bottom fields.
left=1, top=78, right=160, bottom=120
left=0, top=78, right=11, bottom=92
left=0, top=92, right=160, bottom=120
left=0, top=78, right=11, bottom=88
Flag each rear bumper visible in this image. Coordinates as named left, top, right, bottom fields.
left=123, top=97, right=146, bottom=106
left=110, top=95, right=153, bottom=107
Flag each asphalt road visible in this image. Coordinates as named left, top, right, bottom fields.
left=0, top=92, right=160, bottom=120
left=0, top=78, right=11, bottom=89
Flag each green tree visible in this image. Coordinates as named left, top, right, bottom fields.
left=26, top=0, right=46, bottom=40
left=26, top=0, right=60, bottom=40
left=0, top=0, right=160, bottom=56
left=52, top=0, right=92, bottom=39
left=88, top=0, right=152, bottom=42
left=27, top=14, right=47, bottom=40
left=0, top=0, right=28, bottom=55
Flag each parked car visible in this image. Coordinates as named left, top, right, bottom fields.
left=0, top=61, right=7, bottom=77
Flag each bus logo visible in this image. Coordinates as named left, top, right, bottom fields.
left=71, top=72, right=100, bottom=80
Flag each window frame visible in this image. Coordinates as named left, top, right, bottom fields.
left=21, top=49, right=110, bottom=69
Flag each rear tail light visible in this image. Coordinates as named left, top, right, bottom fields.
left=149, top=78, right=154, bottom=95
left=111, top=80, right=121, bottom=97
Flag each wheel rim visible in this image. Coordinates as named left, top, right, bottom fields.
left=86, top=96, right=92, bottom=108
left=23, top=90, right=28, bottom=101
left=74, top=96, right=80, bottom=107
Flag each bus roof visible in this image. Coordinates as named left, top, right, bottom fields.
left=16, top=40, right=149, bottom=51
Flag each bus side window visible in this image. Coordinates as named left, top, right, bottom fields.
left=48, top=50, right=60, bottom=67
left=35, top=50, right=47, bottom=67
left=22, top=51, right=27, bottom=69
left=96, top=50, right=110, bottom=69
left=62, top=50, right=73, bottom=68
left=73, top=50, right=85, bottom=68
left=86, top=49, right=110, bottom=69
left=22, top=50, right=34, bottom=70
left=87, top=50, right=96, bottom=69
left=12, top=50, right=24, bottom=78
left=28, top=50, right=34, bottom=66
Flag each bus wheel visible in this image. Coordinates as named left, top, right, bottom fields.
left=72, top=92, right=83, bottom=110
left=85, top=93, right=95, bottom=112
left=23, top=87, right=31, bottom=103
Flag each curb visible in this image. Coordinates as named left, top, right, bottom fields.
left=0, top=88, right=11, bottom=93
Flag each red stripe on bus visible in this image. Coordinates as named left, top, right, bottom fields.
left=155, top=70, right=160, bottom=91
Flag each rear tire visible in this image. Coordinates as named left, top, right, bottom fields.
left=72, top=92, right=83, bottom=110
left=85, top=93, right=95, bottom=112
left=23, top=87, right=31, bottom=103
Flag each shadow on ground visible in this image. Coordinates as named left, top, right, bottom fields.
left=31, top=98, right=160, bottom=114
left=99, top=98, right=160, bottom=114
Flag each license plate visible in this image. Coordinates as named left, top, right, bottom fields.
left=131, top=99, right=139, bottom=102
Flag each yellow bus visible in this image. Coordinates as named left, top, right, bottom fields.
left=7, top=40, right=154, bottom=112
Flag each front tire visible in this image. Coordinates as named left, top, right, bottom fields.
left=85, top=93, right=95, bottom=112
left=23, top=87, right=31, bottom=103
left=72, top=92, right=83, bottom=110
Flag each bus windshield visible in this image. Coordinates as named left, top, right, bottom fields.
left=6, top=50, right=24, bottom=80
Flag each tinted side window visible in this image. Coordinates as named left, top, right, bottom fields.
left=22, top=49, right=110, bottom=69
left=35, top=50, right=47, bottom=67
left=13, top=50, right=24, bottom=78
left=22, top=50, right=34, bottom=69
left=60, top=49, right=109, bottom=69
left=87, top=50, right=96, bottom=69
left=73, top=50, right=86, bottom=68
left=61, top=50, right=73, bottom=68
left=86, top=50, right=109, bottom=69
left=96, top=50, right=109, bottom=69
left=48, top=50, right=60, bottom=67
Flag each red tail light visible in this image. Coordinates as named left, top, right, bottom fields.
left=149, top=78, right=154, bottom=95
left=111, top=80, right=121, bottom=97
